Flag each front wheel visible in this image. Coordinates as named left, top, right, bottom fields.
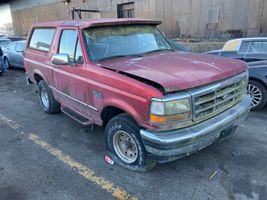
left=105, top=113, right=156, bottom=172
left=37, top=80, right=60, bottom=114
left=247, top=80, right=267, bottom=110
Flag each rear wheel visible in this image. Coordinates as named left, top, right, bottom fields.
left=37, top=80, right=60, bottom=114
left=105, top=113, right=156, bottom=172
left=247, top=80, right=267, bottom=110
left=4, top=57, right=10, bottom=69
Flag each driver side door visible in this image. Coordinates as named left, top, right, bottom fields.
left=52, top=28, right=95, bottom=120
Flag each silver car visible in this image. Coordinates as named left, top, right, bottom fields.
left=3, top=40, right=25, bottom=69
left=0, top=38, right=11, bottom=49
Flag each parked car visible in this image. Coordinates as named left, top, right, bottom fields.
left=24, top=19, right=250, bottom=171
left=206, top=37, right=267, bottom=62
left=247, top=61, right=267, bottom=110
left=0, top=65, right=3, bottom=76
left=0, top=66, right=3, bottom=76
left=167, top=39, right=189, bottom=52
left=0, top=46, right=4, bottom=76
left=206, top=38, right=267, bottom=110
left=0, top=38, right=11, bottom=49
left=3, top=40, right=26, bottom=69
left=8, top=37, right=26, bottom=42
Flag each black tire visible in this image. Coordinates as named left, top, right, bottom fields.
left=37, top=80, right=60, bottom=114
left=4, top=57, right=10, bottom=69
left=105, top=113, right=156, bottom=172
left=247, top=80, right=267, bottom=111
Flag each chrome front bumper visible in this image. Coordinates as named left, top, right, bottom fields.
left=140, top=95, right=251, bottom=163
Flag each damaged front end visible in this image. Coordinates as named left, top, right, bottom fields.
left=139, top=71, right=251, bottom=162
left=103, top=67, right=166, bottom=94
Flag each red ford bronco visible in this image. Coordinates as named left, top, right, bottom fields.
left=25, top=18, right=251, bottom=171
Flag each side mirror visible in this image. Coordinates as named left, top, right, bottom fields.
left=52, top=54, right=70, bottom=65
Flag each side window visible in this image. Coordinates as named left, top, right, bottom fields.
left=239, top=41, right=250, bottom=53
left=117, top=3, right=135, bottom=18
left=29, top=28, right=55, bottom=52
left=7, top=42, right=16, bottom=50
left=15, top=42, right=25, bottom=52
left=75, top=41, right=83, bottom=64
left=248, top=41, right=267, bottom=53
left=59, top=29, right=83, bottom=64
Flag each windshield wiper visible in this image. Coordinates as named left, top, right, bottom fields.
left=97, top=49, right=174, bottom=61
left=142, top=48, right=175, bottom=55
left=98, top=54, right=143, bottom=61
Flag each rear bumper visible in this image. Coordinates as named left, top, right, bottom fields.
left=140, top=95, right=251, bottom=163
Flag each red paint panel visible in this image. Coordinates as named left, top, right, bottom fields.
left=100, top=51, right=247, bottom=92
left=24, top=19, right=247, bottom=130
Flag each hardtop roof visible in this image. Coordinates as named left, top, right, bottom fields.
left=228, top=37, right=267, bottom=42
left=32, top=18, right=161, bottom=29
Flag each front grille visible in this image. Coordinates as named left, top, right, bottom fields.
left=192, top=74, right=247, bottom=122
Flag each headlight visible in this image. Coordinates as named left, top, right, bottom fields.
left=150, top=98, right=191, bottom=124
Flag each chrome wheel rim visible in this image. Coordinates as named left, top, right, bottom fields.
left=40, top=88, right=49, bottom=108
left=247, top=84, right=262, bottom=108
left=113, top=130, right=138, bottom=164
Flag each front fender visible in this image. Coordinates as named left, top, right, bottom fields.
left=249, top=66, right=267, bottom=87
left=101, top=97, right=149, bottom=129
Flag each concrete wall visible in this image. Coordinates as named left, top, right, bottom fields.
left=10, top=0, right=267, bottom=38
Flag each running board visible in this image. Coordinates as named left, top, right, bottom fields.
left=61, top=107, right=91, bottom=125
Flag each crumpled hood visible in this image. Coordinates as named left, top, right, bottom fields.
left=98, top=52, right=247, bottom=92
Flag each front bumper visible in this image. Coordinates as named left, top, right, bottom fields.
left=140, top=95, right=251, bottom=163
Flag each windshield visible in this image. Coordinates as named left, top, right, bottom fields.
left=83, top=25, right=171, bottom=61
left=0, top=40, right=11, bottom=48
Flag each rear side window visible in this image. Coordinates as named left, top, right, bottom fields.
left=29, top=28, right=55, bottom=52
left=248, top=41, right=267, bottom=53
left=7, top=42, right=16, bottom=50
left=239, top=41, right=250, bottom=53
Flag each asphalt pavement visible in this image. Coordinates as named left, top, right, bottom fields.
left=0, top=69, right=266, bottom=200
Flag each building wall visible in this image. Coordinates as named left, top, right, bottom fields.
left=10, top=0, right=267, bottom=38
left=262, top=0, right=267, bottom=33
